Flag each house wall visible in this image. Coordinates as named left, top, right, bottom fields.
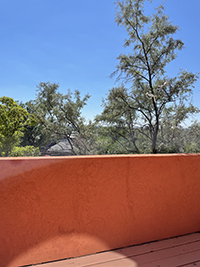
left=1, top=154, right=200, bottom=267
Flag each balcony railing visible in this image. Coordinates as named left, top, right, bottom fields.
left=1, top=154, right=200, bottom=267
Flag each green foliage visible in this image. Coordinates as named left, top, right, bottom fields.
left=96, top=85, right=140, bottom=153
left=9, top=146, right=41, bottom=157
left=114, top=0, right=184, bottom=80
left=97, top=0, right=199, bottom=154
left=25, top=82, right=96, bottom=155
left=0, top=96, right=36, bottom=156
left=20, top=101, right=50, bottom=148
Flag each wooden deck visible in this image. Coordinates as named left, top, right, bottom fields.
left=31, top=232, right=200, bottom=267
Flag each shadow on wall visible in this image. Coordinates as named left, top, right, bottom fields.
left=0, top=155, right=200, bottom=267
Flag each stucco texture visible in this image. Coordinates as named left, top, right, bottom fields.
left=0, top=154, right=200, bottom=267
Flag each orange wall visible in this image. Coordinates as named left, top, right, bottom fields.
left=1, top=154, right=200, bottom=267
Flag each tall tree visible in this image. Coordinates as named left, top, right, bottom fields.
left=26, top=82, right=96, bottom=155
left=98, top=0, right=199, bottom=153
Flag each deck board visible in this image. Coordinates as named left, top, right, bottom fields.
left=32, top=232, right=200, bottom=267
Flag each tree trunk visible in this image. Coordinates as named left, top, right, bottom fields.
left=152, top=125, right=159, bottom=154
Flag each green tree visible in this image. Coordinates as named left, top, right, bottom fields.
left=0, top=96, right=39, bottom=156
left=180, top=121, right=200, bottom=153
left=20, top=100, right=50, bottom=149
left=98, top=0, right=199, bottom=154
left=26, top=82, right=96, bottom=155
left=96, top=86, right=140, bottom=154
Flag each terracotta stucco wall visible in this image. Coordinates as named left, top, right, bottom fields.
left=1, top=154, right=200, bottom=267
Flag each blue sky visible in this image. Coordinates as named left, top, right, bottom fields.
left=0, top=0, right=200, bottom=122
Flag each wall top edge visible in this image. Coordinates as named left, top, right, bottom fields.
left=0, top=153, right=200, bottom=161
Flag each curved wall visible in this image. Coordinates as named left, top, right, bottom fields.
left=1, top=154, right=200, bottom=267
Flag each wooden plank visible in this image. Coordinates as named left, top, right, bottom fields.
left=33, top=233, right=200, bottom=267
left=179, top=260, right=200, bottom=266
left=138, top=250, right=200, bottom=267
left=131, top=240, right=200, bottom=266
left=70, top=258, right=138, bottom=267
left=118, top=233, right=200, bottom=258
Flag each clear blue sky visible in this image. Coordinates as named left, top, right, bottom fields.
left=0, top=0, right=200, bottom=122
